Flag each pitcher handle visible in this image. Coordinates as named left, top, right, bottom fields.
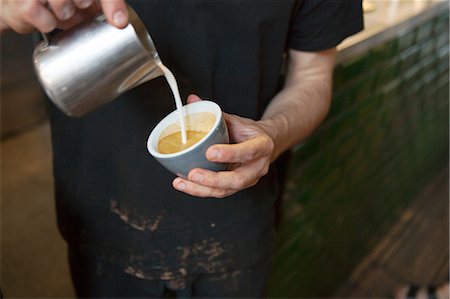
left=40, top=32, right=50, bottom=46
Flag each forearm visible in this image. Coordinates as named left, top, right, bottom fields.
left=258, top=48, right=336, bottom=161
left=174, top=50, right=336, bottom=198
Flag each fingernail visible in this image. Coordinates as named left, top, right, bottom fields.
left=113, top=10, right=127, bottom=27
left=192, top=173, right=203, bottom=182
left=208, top=149, right=220, bottom=160
left=62, top=4, right=75, bottom=20
left=177, top=182, right=186, bottom=191
left=79, top=0, right=92, bottom=9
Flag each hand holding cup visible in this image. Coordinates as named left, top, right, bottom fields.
left=172, top=95, right=275, bottom=199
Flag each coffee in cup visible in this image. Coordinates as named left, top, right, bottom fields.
left=158, top=131, right=207, bottom=154
left=157, top=112, right=216, bottom=154
left=147, top=101, right=229, bottom=177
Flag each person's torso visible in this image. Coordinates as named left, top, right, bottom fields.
left=50, top=0, right=298, bottom=277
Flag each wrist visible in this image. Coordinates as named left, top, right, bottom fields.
left=257, top=118, right=286, bottom=162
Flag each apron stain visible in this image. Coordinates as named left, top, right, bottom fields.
left=110, top=200, right=165, bottom=232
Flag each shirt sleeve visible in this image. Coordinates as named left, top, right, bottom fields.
left=288, top=0, right=364, bottom=51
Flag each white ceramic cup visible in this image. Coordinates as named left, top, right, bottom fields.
left=147, top=100, right=229, bottom=177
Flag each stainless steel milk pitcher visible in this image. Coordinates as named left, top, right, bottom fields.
left=33, top=7, right=162, bottom=117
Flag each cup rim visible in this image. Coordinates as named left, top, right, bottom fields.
left=147, top=100, right=222, bottom=159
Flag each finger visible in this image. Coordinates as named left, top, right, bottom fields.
left=223, top=112, right=242, bottom=128
left=73, top=0, right=93, bottom=9
left=99, top=0, right=128, bottom=28
left=206, top=135, right=273, bottom=163
left=173, top=178, right=234, bottom=199
left=47, top=0, right=75, bottom=20
left=4, top=21, right=34, bottom=34
left=1, top=12, right=34, bottom=34
left=56, top=5, right=97, bottom=29
left=186, top=94, right=202, bottom=104
left=223, top=112, right=247, bottom=126
left=188, top=159, right=268, bottom=190
left=21, top=1, right=57, bottom=33
left=221, top=113, right=253, bottom=143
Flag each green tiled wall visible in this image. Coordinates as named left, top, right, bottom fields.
left=269, top=12, right=449, bottom=298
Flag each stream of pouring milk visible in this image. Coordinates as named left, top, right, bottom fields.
left=157, top=62, right=187, bottom=144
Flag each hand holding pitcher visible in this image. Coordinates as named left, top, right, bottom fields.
left=0, top=0, right=128, bottom=34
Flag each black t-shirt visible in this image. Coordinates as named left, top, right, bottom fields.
left=49, top=0, right=363, bottom=278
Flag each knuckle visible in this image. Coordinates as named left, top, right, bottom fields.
left=233, top=175, right=245, bottom=190
left=22, top=1, right=39, bottom=19
left=261, top=164, right=270, bottom=176
left=40, top=20, right=56, bottom=32
left=222, top=150, right=234, bottom=162
left=193, top=189, right=207, bottom=198
left=249, top=179, right=259, bottom=188
left=41, top=24, right=56, bottom=33
left=11, top=23, right=33, bottom=34
left=246, top=149, right=256, bottom=161
left=216, top=190, right=229, bottom=199
left=265, top=137, right=275, bottom=155
left=208, top=175, right=220, bottom=187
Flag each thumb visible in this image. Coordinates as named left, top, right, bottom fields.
left=99, top=0, right=129, bottom=28
left=186, top=94, right=202, bottom=104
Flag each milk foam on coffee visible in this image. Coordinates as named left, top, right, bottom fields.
left=157, top=62, right=187, bottom=144
left=158, top=112, right=216, bottom=154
